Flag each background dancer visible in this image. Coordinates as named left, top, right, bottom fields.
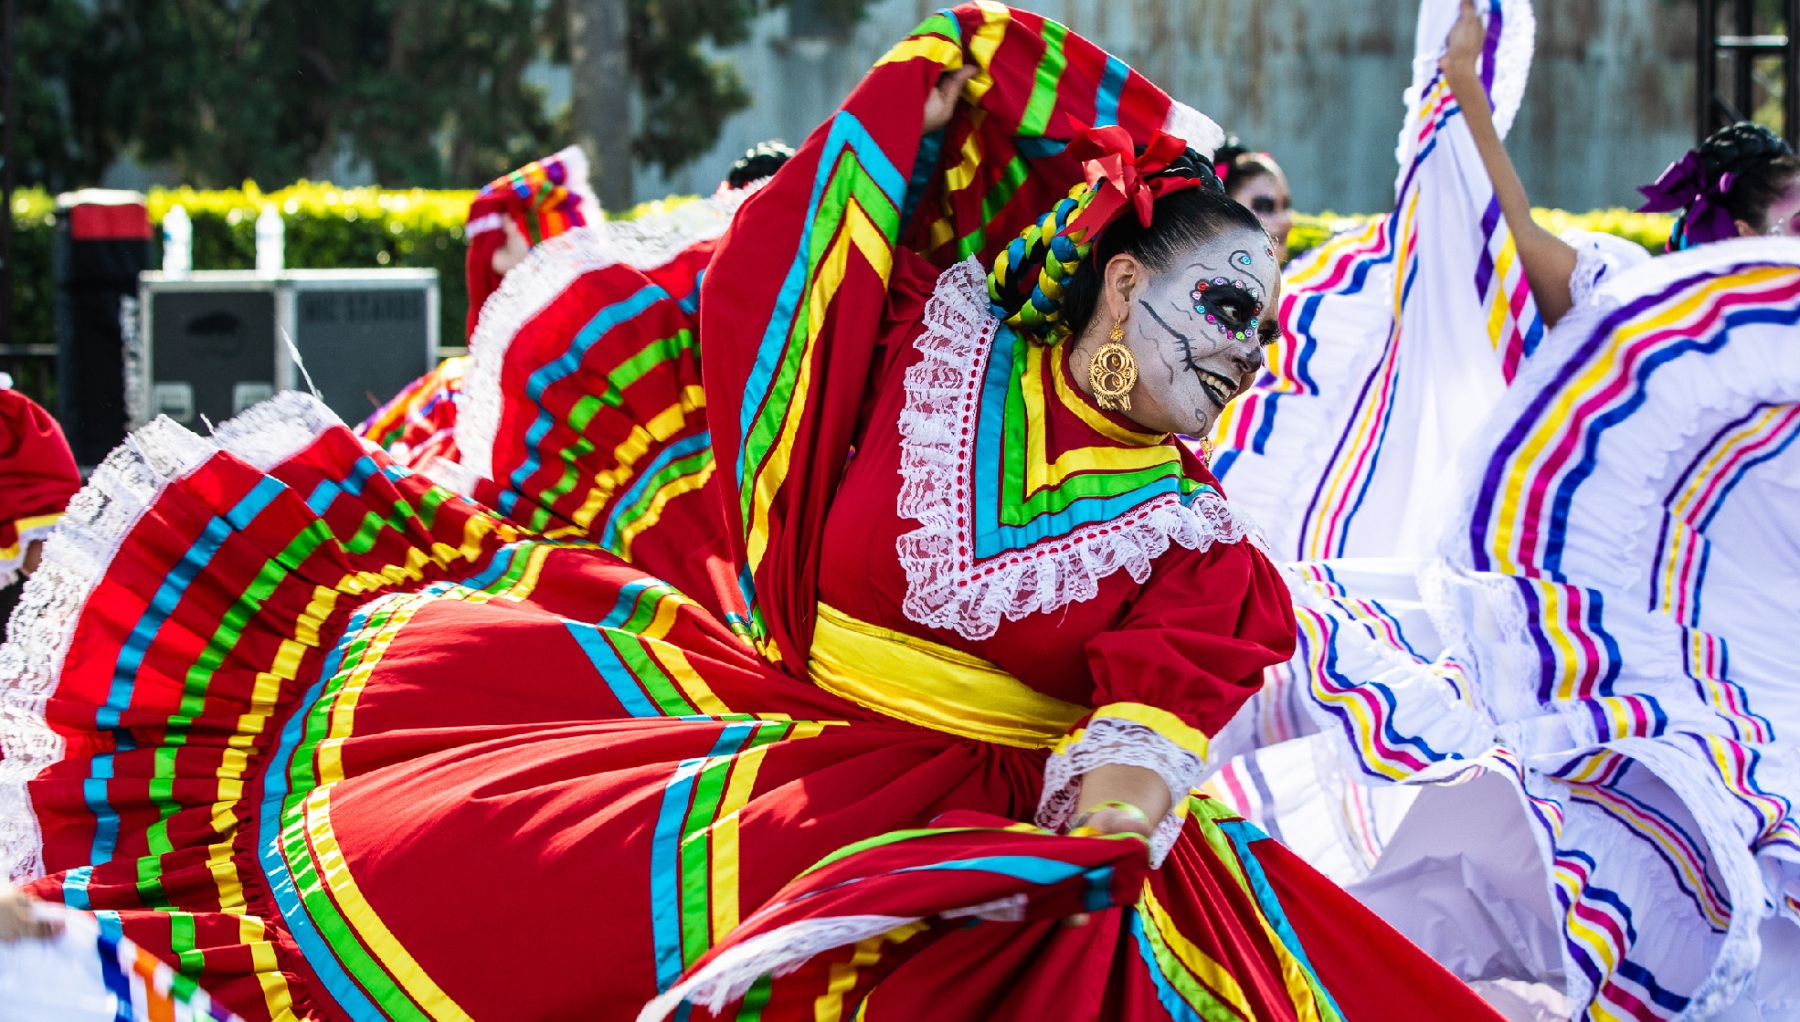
left=436, top=138, right=794, bottom=625
left=359, top=147, right=600, bottom=469
left=1279, top=232, right=1800, bottom=1022
left=1, top=879, right=245, bottom=1021
left=1638, top=123, right=1800, bottom=250
left=1206, top=1, right=1800, bottom=1017
left=1443, top=0, right=1798, bottom=327
left=1215, top=137, right=1296, bottom=263
left=361, top=140, right=794, bottom=478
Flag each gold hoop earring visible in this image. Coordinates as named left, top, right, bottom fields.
left=1089, top=323, right=1138, bottom=413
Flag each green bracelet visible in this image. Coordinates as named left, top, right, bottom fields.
left=1069, top=799, right=1151, bottom=832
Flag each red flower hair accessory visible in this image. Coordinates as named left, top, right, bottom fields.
left=1057, top=126, right=1207, bottom=248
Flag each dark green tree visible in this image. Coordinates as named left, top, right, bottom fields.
left=628, top=0, right=871, bottom=171
left=16, top=0, right=874, bottom=192
left=17, top=0, right=559, bottom=189
left=15, top=0, right=129, bottom=191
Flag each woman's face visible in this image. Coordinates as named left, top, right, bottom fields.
left=1105, top=227, right=1281, bottom=438
left=1231, top=170, right=1293, bottom=262
left=1756, top=175, right=1800, bottom=238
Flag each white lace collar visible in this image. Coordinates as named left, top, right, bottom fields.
left=893, top=259, right=1263, bottom=641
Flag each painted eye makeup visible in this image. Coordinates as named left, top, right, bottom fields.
left=1190, top=275, right=1265, bottom=343
left=1140, top=299, right=1241, bottom=411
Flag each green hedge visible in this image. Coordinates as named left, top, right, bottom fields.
left=5, top=186, right=1673, bottom=402
left=148, top=184, right=478, bottom=333
left=5, top=185, right=723, bottom=407
left=8, top=184, right=709, bottom=361
left=10, top=189, right=55, bottom=392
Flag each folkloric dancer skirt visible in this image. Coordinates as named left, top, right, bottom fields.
left=0, top=393, right=1501, bottom=1021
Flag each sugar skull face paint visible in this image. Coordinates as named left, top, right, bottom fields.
left=1101, top=227, right=1281, bottom=438
left=1189, top=254, right=1266, bottom=344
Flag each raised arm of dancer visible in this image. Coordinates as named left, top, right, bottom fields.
left=929, top=59, right=1176, bottom=849
left=1440, top=0, right=1579, bottom=325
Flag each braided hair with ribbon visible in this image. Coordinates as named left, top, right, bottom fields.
left=1637, top=121, right=1800, bottom=250
left=987, top=125, right=1264, bottom=345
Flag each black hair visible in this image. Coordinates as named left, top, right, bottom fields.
left=1058, top=152, right=1265, bottom=342
left=1212, top=136, right=1283, bottom=199
left=725, top=140, right=796, bottom=190
left=1698, top=123, right=1800, bottom=231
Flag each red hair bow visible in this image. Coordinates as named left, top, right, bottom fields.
left=1059, top=126, right=1204, bottom=246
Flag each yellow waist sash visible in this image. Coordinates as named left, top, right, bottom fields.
left=808, top=603, right=1087, bottom=749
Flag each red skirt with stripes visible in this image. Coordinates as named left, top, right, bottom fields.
left=4, top=397, right=1499, bottom=1021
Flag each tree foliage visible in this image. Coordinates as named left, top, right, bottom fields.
left=15, top=0, right=873, bottom=191
left=19, top=0, right=557, bottom=189
left=628, top=0, right=870, bottom=173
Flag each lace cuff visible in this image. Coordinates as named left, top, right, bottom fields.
left=1563, top=229, right=1653, bottom=312
left=1035, top=703, right=1209, bottom=867
left=1569, top=244, right=1613, bottom=311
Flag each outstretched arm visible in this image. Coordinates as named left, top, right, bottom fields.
left=1440, top=0, right=1579, bottom=326
left=0, top=884, right=58, bottom=942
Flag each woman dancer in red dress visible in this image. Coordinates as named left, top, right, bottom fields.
left=2, top=8, right=1504, bottom=1020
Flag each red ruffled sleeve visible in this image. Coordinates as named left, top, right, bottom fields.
left=0, top=387, right=81, bottom=574
left=1037, top=530, right=1296, bottom=863
left=1086, top=537, right=1297, bottom=737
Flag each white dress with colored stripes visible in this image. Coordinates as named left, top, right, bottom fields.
left=1231, top=239, right=1800, bottom=1021
left=0, top=903, right=243, bottom=1022
left=1200, top=1, right=1800, bottom=1017
left=1203, top=0, right=1547, bottom=891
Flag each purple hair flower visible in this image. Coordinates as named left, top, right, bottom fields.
left=1637, top=150, right=1738, bottom=249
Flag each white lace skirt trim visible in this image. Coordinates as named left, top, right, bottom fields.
left=456, top=181, right=766, bottom=485
left=0, top=392, right=339, bottom=883
left=458, top=228, right=622, bottom=482
left=1035, top=717, right=1204, bottom=868
left=895, top=259, right=1264, bottom=642
left=596, top=179, right=765, bottom=275
left=634, top=914, right=918, bottom=1021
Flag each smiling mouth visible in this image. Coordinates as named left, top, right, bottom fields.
left=1195, top=368, right=1237, bottom=407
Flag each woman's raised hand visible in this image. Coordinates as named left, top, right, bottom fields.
left=923, top=64, right=980, bottom=136
left=1439, top=0, right=1486, bottom=90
